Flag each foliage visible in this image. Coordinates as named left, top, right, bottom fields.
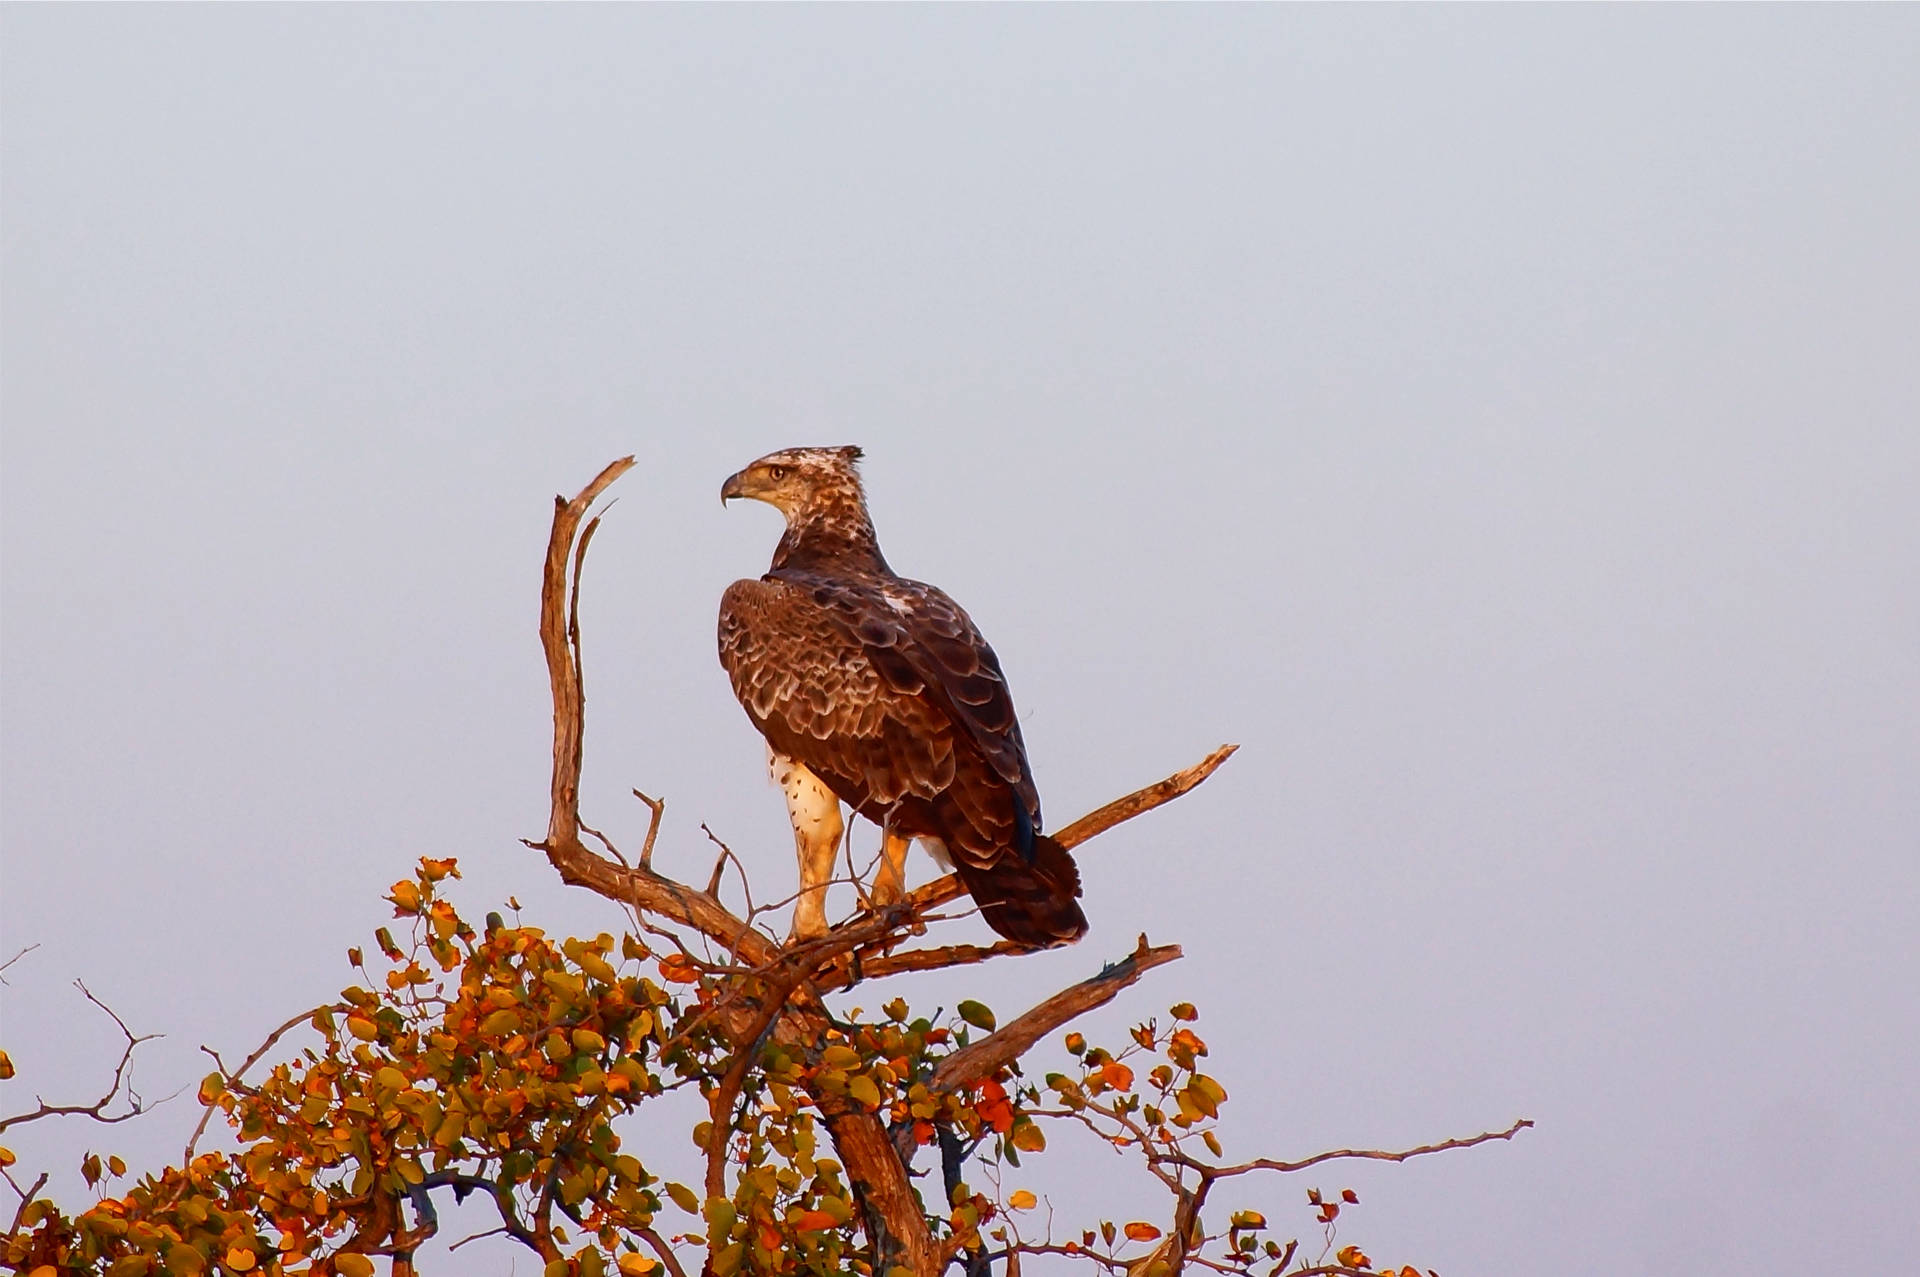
left=2, top=858, right=1521, bottom=1277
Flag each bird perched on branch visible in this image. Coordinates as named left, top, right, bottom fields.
left=718, top=445, right=1087, bottom=948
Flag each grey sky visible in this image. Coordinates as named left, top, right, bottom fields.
left=3, top=6, right=1917, bottom=1273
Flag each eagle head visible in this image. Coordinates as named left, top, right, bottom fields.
left=721, top=445, right=866, bottom=521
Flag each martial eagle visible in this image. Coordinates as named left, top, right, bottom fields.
left=718, top=446, right=1087, bottom=948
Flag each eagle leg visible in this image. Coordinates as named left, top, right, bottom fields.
left=772, top=750, right=843, bottom=941
left=871, top=828, right=911, bottom=907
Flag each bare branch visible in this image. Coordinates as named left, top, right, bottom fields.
left=5, top=1170, right=50, bottom=1236
left=905, top=746, right=1238, bottom=917
left=836, top=939, right=1027, bottom=984
left=1208, top=1117, right=1535, bottom=1177
left=633, top=788, right=665, bottom=868
left=930, top=937, right=1182, bottom=1095
left=1055, top=744, right=1238, bottom=851
left=0, top=943, right=39, bottom=984
left=0, top=982, right=162, bottom=1134
left=530, top=454, right=637, bottom=877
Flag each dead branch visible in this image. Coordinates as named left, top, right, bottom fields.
left=5, top=1170, right=51, bottom=1237
left=903, top=745, right=1238, bottom=918
left=0, top=943, right=39, bottom=984
left=1055, top=744, right=1239, bottom=850
left=0, top=982, right=161, bottom=1135
left=1207, top=1116, right=1535, bottom=1177
left=532, top=454, right=634, bottom=864
left=633, top=789, right=665, bottom=868
left=930, top=937, right=1183, bottom=1095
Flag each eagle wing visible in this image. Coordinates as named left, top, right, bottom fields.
left=718, top=570, right=1084, bottom=946
left=718, top=574, right=961, bottom=812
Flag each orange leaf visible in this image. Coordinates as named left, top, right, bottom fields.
left=1123, top=1223, right=1162, bottom=1243
left=791, top=1210, right=838, bottom=1233
left=1099, top=1061, right=1134, bottom=1092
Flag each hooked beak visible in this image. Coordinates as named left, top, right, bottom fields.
left=720, top=470, right=749, bottom=507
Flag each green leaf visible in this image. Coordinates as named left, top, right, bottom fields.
left=704, top=1197, right=736, bottom=1241
left=956, top=1001, right=996, bottom=1032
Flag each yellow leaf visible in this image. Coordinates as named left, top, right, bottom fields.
left=1008, top=1190, right=1037, bottom=1211
left=847, top=1075, right=883, bottom=1109
left=1010, top=1120, right=1046, bottom=1152
left=335, top=1255, right=375, bottom=1277
left=224, top=1247, right=258, bottom=1272
left=1336, top=1245, right=1370, bottom=1269
left=617, top=1258, right=658, bottom=1277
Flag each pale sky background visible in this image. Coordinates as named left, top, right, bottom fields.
left=3, top=6, right=1917, bottom=1274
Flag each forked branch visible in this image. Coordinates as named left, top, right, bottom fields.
left=0, top=982, right=161, bottom=1135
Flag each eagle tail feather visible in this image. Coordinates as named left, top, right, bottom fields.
left=957, top=833, right=1088, bottom=948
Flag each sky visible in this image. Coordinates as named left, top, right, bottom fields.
left=3, top=6, right=1917, bottom=1274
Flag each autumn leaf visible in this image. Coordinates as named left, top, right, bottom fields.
left=658, top=955, right=700, bottom=983
left=1123, top=1222, right=1162, bottom=1242
left=1336, top=1244, right=1371, bottom=1269
left=1008, top=1189, right=1037, bottom=1211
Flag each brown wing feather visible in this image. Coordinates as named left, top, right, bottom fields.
left=718, top=572, right=1086, bottom=946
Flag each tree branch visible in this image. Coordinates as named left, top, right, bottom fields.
left=904, top=746, right=1238, bottom=917
left=185, top=1003, right=347, bottom=1160
left=930, top=937, right=1182, bottom=1096
left=0, top=983, right=161, bottom=1134
left=1206, top=1116, right=1535, bottom=1177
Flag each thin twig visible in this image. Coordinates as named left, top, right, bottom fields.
left=0, top=943, right=39, bottom=984
left=184, top=1003, right=347, bottom=1160
left=0, top=983, right=162, bottom=1134
left=1205, top=1117, right=1535, bottom=1177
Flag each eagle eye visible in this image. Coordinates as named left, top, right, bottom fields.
left=767, top=465, right=789, bottom=481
